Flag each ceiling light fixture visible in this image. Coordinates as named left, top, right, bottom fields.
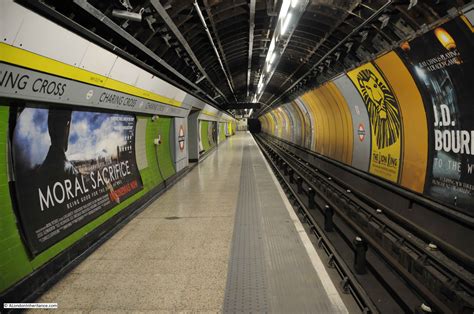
left=279, top=0, right=291, bottom=19
left=281, top=13, right=292, bottom=35
left=112, top=8, right=144, bottom=22
left=268, top=38, right=276, bottom=54
left=269, top=52, right=277, bottom=64
left=253, top=0, right=308, bottom=104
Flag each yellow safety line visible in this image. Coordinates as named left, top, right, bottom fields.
left=0, top=43, right=182, bottom=107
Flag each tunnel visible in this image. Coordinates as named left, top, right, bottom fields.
left=0, top=0, right=473, bottom=313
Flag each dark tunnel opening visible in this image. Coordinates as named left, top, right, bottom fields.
left=248, top=119, right=262, bottom=133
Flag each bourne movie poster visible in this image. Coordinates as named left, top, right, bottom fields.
left=396, top=17, right=474, bottom=212
left=11, top=106, right=143, bottom=254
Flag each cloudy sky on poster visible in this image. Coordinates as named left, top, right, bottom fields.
left=15, top=108, right=130, bottom=170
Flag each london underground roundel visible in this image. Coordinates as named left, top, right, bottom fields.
left=358, top=123, right=366, bottom=142
left=178, top=125, right=185, bottom=151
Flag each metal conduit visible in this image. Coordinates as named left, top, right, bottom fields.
left=193, top=0, right=236, bottom=100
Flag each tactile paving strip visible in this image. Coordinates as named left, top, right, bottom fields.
left=223, top=137, right=347, bottom=313
left=223, top=144, right=270, bottom=312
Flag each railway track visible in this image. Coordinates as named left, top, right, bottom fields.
left=262, top=134, right=474, bottom=256
left=254, top=133, right=474, bottom=313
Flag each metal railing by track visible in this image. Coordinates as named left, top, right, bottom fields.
left=254, top=134, right=474, bottom=314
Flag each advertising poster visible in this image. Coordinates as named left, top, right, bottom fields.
left=198, top=121, right=204, bottom=152
left=207, top=121, right=217, bottom=147
left=286, top=104, right=302, bottom=145
left=294, top=98, right=314, bottom=150
left=373, top=51, right=429, bottom=193
left=327, top=82, right=354, bottom=165
left=269, top=110, right=281, bottom=138
left=219, top=122, right=226, bottom=143
left=396, top=16, right=474, bottom=211
left=348, top=62, right=403, bottom=183
left=12, top=107, right=143, bottom=254
left=301, top=93, right=325, bottom=154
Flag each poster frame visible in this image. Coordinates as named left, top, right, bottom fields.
left=7, top=100, right=144, bottom=257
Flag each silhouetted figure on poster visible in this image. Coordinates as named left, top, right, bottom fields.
left=37, top=109, right=78, bottom=179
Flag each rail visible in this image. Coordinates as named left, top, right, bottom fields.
left=255, top=134, right=474, bottom=314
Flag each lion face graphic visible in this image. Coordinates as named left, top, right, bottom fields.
left=360, top=75, right=387, bottom=119
left=357, top=69, right=401, bottom=149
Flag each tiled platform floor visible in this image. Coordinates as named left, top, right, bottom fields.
left=31, top=132, right=348, bottom=313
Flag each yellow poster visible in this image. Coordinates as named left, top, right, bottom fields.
left=348, top=62, right=402, bottom=183
left=375, top=52, right=427, bottom=192
left=267, top=111, right=277, bottom=136
left=301, top=93, right=324, bottom=153
left=291, top=101, right=306, bottom=147
left=326, top=82, right=354, bottom=165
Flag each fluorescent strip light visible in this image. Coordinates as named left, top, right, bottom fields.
left=279, top=0, right=291, bottom=19
left=268, top=38, right=276, bottom=54
left=281, top=13, right=292, bottom=35
left=270, top=52, right=277, bottom=64
left=255, top=0, right=306, bottom=104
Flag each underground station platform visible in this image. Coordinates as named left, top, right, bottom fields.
left=24, top=133, right=351, bottom=312
left=1, top=0, right=473, bottom=313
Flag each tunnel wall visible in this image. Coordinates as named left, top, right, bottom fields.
left=260, top=14, right=474, bottom=213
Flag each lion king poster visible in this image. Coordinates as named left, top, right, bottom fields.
left=11, top=106, right=143, bottom=254
left=348, top=62, right=403, bottom=183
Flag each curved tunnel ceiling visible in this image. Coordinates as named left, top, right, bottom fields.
left=18, top=0, right=469, bottom=115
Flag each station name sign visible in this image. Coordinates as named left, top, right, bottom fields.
left=0, top=63, right=189, bottom=117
